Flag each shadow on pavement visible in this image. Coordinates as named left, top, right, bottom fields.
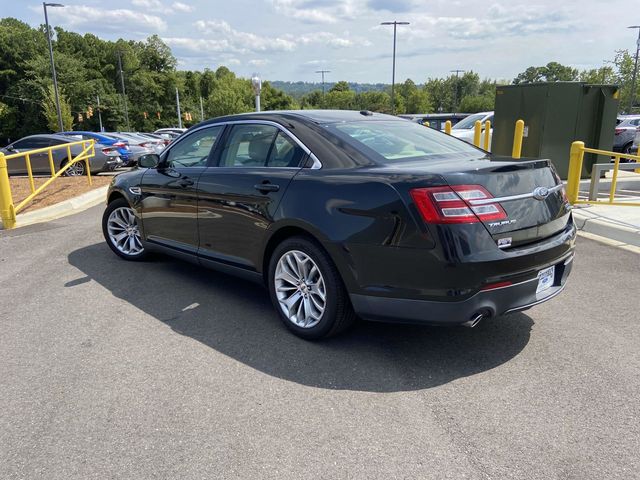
left=68, top=243, right=533, bottom=393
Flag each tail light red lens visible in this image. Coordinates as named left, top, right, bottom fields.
left=113, top=142, right=126, bottom=148
left=410, top=185, right=507, bottom=224
left=615, top=128, right=624, bottom=135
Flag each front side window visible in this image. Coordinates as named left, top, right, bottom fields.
left=165, top=126, right=223, bottom=168
left=331, top=120, right=478, bottom=162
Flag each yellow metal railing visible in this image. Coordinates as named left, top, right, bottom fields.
left=0, top=139, right=95, bottom=229
left=566, top=141, right=640, bottom=207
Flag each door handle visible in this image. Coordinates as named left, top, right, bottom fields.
left=254, top=183, right=280, bottom=193
left=177, top=179, right=194, bottom=188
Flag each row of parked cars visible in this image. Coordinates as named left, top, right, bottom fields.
left=0, top=128, right=186, bottom=176
left=614, top=115, right=640, bottom=155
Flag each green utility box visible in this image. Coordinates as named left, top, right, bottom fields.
left=492, top=82, right=619, bottom=179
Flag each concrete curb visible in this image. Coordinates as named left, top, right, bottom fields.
left=1, top=186, right=107, bottom=229
left=572, top=208, right=640, bottom=248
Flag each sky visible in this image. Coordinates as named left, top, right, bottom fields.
left=3, top=0, right=638, bottom=83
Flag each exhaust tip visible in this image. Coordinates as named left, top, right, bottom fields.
left=462, top=312, right=486, bottom=328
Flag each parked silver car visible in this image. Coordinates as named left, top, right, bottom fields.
left=103, top=134, right=154, bottom=166
left=614, top=115, right=640, bottom=153
left=0, top=134, right=121, bottom=176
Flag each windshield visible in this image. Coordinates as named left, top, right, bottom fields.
left=331, top=120, right=478, bottom=162
left=452, top=113, right=488, bottom=130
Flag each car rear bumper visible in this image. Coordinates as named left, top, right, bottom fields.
left=350, top=251, right=574, bottom=325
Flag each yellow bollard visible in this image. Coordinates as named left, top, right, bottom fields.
left=444, top=120, right=452, bottom=135
left=483, top=120, right=491, bottom=151
left=473, top=120, right=482, bottom=147
left=566, top=141, right=585, bottom=204
left=0, top=152, right=17, bottom=229
left=512, top=119, right=524, bottom=159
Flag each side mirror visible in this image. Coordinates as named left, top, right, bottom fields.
left=138, top=153, right=160, bottom=168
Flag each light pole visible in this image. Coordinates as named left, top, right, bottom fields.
left=117, top=51, right=130, bottom=130
left=315, top=69, right=330, bottom=105
left=251, top=74, right=262, bottom=112
left=175, top=87, right=182, bottom=128
left=381, top=21, right=409, bottom=115
left=450, top=69, right=464, bottom=113
left=628, top=26, right=640, bottom=113
left=43, top=2, right=64, bottom=132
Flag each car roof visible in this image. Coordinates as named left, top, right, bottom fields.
left=201, top=109, right=401, bottom=127
left=19, top=134, right=73, bottom=142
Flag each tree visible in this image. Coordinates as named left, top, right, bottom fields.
left=41, top=84, right=73, bottom=131
left=513, top=62, right=579, bottom=84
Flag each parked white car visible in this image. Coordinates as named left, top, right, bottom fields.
left=450, top=111, right=494, bottom=151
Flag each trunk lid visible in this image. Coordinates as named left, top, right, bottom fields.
left=438, top=156, right=571, bottom=245
left=377, top=154, right=571, bottom=247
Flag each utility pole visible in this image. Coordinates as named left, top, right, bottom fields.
left=175, top=87, right=183, bottom=128
left=315, top=69, right=331, bottom=104
left=628, top=26, right=640, bottom=113
left=96, top=94, right=103, bottom=132
left=450, top=69, right=465, bottom=113
left=43, top=2, right=65, bottom=132
left=380, top=21, right=409, bottom=115
left=117, top=51, right=130, bottom=130
left=199, top=96, right=204, bottom=122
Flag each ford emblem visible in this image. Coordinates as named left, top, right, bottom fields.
left=532, top=186, right=550, bottom=201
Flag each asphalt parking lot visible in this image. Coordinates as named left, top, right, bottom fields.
left=1, top=206, right=639, bottom=479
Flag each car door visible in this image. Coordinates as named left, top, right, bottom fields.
left=139, top=125, right=224, bottom=255
left=197, top=122, right=307, bottom=271
left=5, top=137, right=51, bottom=175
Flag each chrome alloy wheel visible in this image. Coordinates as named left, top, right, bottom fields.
left=275, top=250, right=327, bottom=328
left=107, top=207, right=144, bottom=256
left=66, top=161, right=86, bottom=176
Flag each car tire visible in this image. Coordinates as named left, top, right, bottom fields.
left=102, top=198, right=147, bottom=261
left=268, top=236, right=355, bottom=339
left=61, top=158, right=86, bottom=176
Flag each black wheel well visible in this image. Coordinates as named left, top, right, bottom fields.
left=107, top=191, right=125, bottom=204
left=262, top=226, right=322, bottom=281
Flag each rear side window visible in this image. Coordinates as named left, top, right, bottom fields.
left=331, top=120, right=478, bottom=162
left=219, top=124, right=279, bottom=167
left=13, top=137, right=50, bottom=149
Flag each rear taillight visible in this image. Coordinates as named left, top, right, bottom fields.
left=410, top=185, right=507, bottom=224
left=102, top=147, right=114, bottom=153
left=139, top=142, right=149, bottom=147
left=615, top=128, right=624, bottom=135
left=113, top=142, right=126, bottom=147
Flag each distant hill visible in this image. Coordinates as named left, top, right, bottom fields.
left=271, top=81, right=390, bottom=99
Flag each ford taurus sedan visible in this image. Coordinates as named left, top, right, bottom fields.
left=102, top=110, right=575, bottom=339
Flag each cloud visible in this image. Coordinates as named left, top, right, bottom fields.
left=50, top=5, right=166, bottom=32
left=367, top=0, right=417, bottom=12
left=248, top=59, right=270, bottom=67
left=131, top=0, right=164, bottom=8
left=268, top=0, right=363, bottom=23
left=405, top=4, right=577, bottom=41
left=171, top=1, right=194, bottom=12
left=186, top=20, right=369, bottom=55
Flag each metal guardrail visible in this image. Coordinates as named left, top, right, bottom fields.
left=566, top=141, right=640, bottom=207
left=0, top=139, right=95, bottom=229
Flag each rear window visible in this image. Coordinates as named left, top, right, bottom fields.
left=331, top=120, right=478, bottom=162
left=452, top=113, right=487, bottom=130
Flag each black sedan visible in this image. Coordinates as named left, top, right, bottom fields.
left=102, top=110, right=575, bottom=339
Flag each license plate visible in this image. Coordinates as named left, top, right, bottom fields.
left=536, top=266, right=555, bottom=294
